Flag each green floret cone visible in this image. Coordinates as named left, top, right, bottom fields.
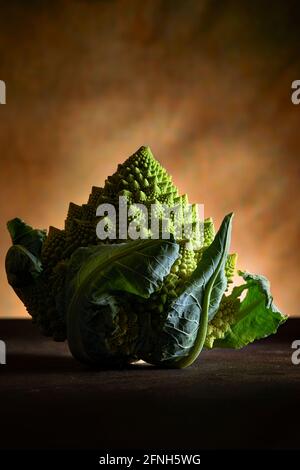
left=101, top=145, right=179, bottom=206
left=6, top=146, right=205, bottom=342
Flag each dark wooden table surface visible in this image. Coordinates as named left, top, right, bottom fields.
left=0, top=319, right=299, bottom=450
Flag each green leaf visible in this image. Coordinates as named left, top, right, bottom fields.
left=5, top=245, right=42, bottom=288
left=144, top=213, right=233, bottom=368
left=66, top=238, right=179, bottom=366
left=214, top=270, right=288, bottom=349
left=7, top=218, right=46, bottom=257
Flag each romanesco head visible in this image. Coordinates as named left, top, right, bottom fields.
left=6, top=145, right=235, bottom=345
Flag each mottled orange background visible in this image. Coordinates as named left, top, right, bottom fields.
left=0, top=0, right=299, bottom=318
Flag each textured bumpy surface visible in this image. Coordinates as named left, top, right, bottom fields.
left=5, top=146, right=287, bottom=367
left=6, top=147, right=205, bottom=341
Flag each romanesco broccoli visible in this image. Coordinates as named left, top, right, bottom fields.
left=5, top=146, right=287, bottom=367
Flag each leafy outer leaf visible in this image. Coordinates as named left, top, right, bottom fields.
left=207, top=268, right=228, bottom=321
left=214, top=270, right=288, bottom=349
left=7, top=218, right=46, bottom=257
left=66, top=238, right=179, bottom=365
left=143, top=213, right=233, bottom=368
left=5, top=245, right=43, bottom=288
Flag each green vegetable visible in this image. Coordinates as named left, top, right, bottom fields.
left=5, top=145, right=287, bottom=367
left=142, top=213, right=233, bottom=368
left=205, top=270, right=287, bottom=349
left=66, top=238, right=179, bottom=366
